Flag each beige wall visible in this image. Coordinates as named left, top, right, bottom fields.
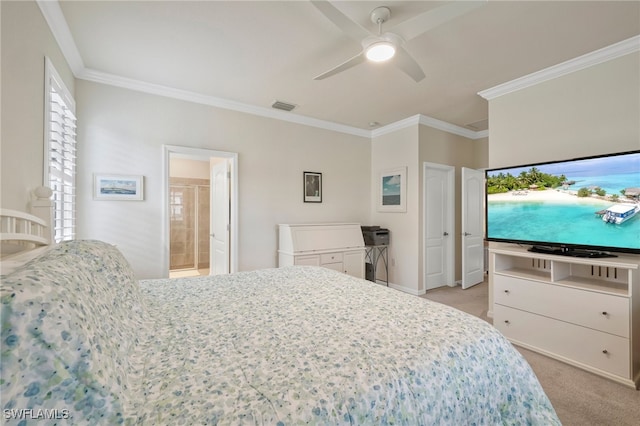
left=170, top=158, right=211, bottom=180
left=489, top=52, right=639, bottom=168
left=370, top=126, right=420, bottom=293
left=1, top=1, right=75, bottom=210
left=486, top=51, right=640, bottom=310
left=370, top=124, right=486, bottom=294
left=76, top=81, right=371, bottom=278
left=419, top=127, right=488, bottom=289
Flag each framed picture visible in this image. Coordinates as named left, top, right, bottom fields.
left=378, top=167, right=406, bottom=212
left=94, top=174, right=144, bottom=200
left=303, top=171, right=322, bottom=203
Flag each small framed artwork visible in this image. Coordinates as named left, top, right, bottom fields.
left=303, top=171, right=322, bottom=203
left=378, top=167, right=406, bottom=212
left=94, top=174, right=144, bottom=200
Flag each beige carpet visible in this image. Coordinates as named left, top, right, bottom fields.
left=422, top=280, right=640, bottom=426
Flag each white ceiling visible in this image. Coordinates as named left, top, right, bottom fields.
left=52, top=0, right=640, bottom=135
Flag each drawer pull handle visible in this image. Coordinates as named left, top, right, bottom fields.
left=602, top=350, right=608, bottom=354
left=504, top=290, right=510, bottom=294
left=601, top=311, right=608, bottom=316
left=504, top=320, right=510, bottom=324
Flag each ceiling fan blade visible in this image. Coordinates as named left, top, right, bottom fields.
left=310, top=0, right=371, bottom=42
left=314, top=52, right=366, bottom=80
left=390, top=0, right=486, bottom=42
left=394, top=47, right=426, bottom=82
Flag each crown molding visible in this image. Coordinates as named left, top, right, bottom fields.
left=372, top=115, right=487, bottom=140
left=38, top=0, right=485, bottom=141
left=479, top=35, right=640, bottom=100
left=419, top=115, right=486, bottom=139
left=371, top=115, right=421, bottom=137
left=79, top=68, right=371, bottom=138
left=36, top=0, right=84, bottom=75
left=82, top=66, right=487, bottom=140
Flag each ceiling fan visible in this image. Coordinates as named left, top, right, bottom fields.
left=311, top=0, right=485, bottom=82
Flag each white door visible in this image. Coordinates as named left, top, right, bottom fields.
left=424, top=163, right=454, bottom=290
left=461, top=167, right=485, bottom=289
left=210, top=160, right=230, bottom=275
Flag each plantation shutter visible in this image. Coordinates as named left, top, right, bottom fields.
left=44, top=58, right=77, bottom=243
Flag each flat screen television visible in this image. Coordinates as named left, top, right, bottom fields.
left=485, top=150, right=640, bottom=257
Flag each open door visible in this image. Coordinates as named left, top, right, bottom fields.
left=424, top=162, right=455, bottom=291
left=210, top=160, right=230, bottom=275
left=163, top=145, right=238, bottom=279
left=461, top=167, right=485, bottom=289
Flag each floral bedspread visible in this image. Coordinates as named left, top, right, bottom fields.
left=136, top=268, right=559, bottom=425
left=1, top=240, right=560, bottom=425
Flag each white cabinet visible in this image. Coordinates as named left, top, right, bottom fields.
left=278, top=223, right=365, bottom=279
left=489, top=244, right=640, bottom=388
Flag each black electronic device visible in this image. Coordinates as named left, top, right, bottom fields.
left=361, top=226, right=389, bottom=246
left=485, top=150, right=640, bottom=255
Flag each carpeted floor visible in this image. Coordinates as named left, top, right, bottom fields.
left=422, top=280, right=640, bottom=426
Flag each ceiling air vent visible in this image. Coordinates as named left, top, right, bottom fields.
left=271, top=100, right=296, bottom=112
left=464, top=119, right=489, bottom=131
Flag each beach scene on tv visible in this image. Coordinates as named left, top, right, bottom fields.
left=486, top=152, right=640, bottom=252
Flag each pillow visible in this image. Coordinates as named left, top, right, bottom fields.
left=1, top=240, right=146, bottom=423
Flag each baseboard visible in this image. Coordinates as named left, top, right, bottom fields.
left=388, top=282, right=422, bottom=296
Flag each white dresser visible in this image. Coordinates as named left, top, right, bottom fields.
left=278, top=223, right=365, bottom=279
left=490, top=244, right=640, bottom=388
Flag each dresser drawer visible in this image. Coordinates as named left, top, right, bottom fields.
left=494, top=274, right=629, bottom=337
left=494, top=305, right=630, bottom=378
left=293, top=255, right=320, bottom=267
left=320, top=252, right=343, bottom=264
left=323, top=262, right=344, bottom=273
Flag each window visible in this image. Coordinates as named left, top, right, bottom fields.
left=44, top=58, right=77, bottom=243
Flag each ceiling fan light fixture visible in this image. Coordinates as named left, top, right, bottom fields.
left=365, top=41, right=396, bottom=62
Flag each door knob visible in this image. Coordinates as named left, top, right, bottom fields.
left=464, top=232, right=471, bottom=236
left=443, top=232, right=449, bottom=236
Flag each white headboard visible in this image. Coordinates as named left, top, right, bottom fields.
left=0, top=187, right=54, bottom=272
left=0, top=208, right=49, bottom=253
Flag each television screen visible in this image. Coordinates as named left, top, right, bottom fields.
left=485, top=150, right=640, bottom=255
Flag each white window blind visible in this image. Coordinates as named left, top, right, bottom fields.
left=44, top=58, right=77, bottom=243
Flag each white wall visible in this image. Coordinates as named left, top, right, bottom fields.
left=75, top=81, right=371, bottom=278
left=1, top=1, right=75, bottom=210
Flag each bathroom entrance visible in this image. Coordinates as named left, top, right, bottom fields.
left=163, top=145, right=238, bottom=278
left=169, top=164, right=211, bottom=275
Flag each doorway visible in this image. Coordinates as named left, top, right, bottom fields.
left=163, top=145, right=238, bottom=278
left=423, top=162, right=455, bottom=290
left=169, top=173, right=210, bottom=277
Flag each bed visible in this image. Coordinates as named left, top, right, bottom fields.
left=0, top=209, right=560, bottom=425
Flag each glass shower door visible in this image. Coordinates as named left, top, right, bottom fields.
left=170, top=185, right=196, bottom=270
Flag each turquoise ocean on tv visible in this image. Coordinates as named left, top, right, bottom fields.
left=487, top=200, right=640, bottom=250
left=487, top=158, right=640, bottom=250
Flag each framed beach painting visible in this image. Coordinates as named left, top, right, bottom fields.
left=379, top=167, right=406, bottom=212
left=94, top=174, right=144, bottom=200
left=303, top=171, right=322, bottom=203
